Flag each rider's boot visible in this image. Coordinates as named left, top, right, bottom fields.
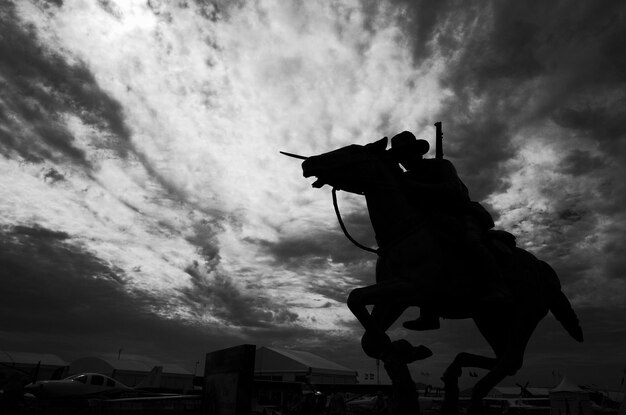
left=402, top=309, right=441, bottom=331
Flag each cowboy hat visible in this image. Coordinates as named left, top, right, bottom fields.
left=390, top=131, right=430, bottom=156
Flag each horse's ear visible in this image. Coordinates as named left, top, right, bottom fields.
left=366, top=136, right=388, bottom=152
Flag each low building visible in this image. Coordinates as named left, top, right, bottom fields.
left=254, top=347, right=357, bottom=385
left=0, top=352, right=67, bottom=383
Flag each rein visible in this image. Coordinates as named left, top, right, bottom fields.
left=332, top=187, right=380, bottom=255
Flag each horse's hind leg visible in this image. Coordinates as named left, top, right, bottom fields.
left=441, top=353, right=497, bottom=415
left=467, top=352, right=525, bottom=415
left=463, top=320, right=536, bottom=415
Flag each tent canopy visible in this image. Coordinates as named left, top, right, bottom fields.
left=551, top=377, right=586, bottom=394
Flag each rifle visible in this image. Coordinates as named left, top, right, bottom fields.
left=435, top=121, right=443, bottom=160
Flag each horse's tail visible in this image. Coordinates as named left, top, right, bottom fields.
left=541, top=261, right=584, bottom=343
left=551, top=290, right=584, bottom=342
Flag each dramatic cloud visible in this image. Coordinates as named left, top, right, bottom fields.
left=1, top=0, right=625, bottom=386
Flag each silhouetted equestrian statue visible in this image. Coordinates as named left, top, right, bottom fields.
left=295, top=122, right=583, bottom=415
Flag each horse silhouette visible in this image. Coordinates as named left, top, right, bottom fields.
left=301, top=137, right=583, bottom=415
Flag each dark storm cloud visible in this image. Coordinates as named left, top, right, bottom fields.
left=557, top=150, right=606, bottom=177
left=554, top=102, right=626, bottom=144
left=0, top=223, right=249, bottom=370
left=0, top=3, right=133, bottom=165
left=443, top=118, right=515, bottom=201
left=0, top=223, right=143, bottom=339
left=306, top=281, right=351, bottom=305
left=602, top=232, right=626, bottom=281
left=185, top=219, right=223, bottom=264
left=388, top=0, right=626, bottom=200
left=388, top=0, right=467, bottom=61
left=0, top=223, right=331, bottom=369
left=180, top=264, right=298, bottom=329
left=256, top=210, right=376, bottom=269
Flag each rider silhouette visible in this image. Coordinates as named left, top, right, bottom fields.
left=388, top=131, right=508, bottom=331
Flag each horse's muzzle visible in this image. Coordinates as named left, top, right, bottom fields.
left=301, top=158, right=315, bottom=178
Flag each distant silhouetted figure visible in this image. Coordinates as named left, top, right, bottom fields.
left=388, top=131, right=509, bottom=331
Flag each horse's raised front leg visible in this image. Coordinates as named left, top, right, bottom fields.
left=357, top=300, right=406, bottom=359
left=441, top=353, right=498, bottom=415
left=347, top=279, right=421, bottom=332
left=347, top=279, right=427, bottom=357
left=348, top=280, right=433, bottom=365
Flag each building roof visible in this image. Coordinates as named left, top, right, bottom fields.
left=0, top=352, right=67, bottom=366
left=161, top=364, right=192, bottom=375
left=255, top=347, right=356, bottom=376
left=69, top=357, right=193, bottom=376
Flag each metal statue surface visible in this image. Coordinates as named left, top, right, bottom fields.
left=298, top=126, right=583, bottom=415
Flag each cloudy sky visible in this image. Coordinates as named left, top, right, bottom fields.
left=1, top=0, right=625, bottom=389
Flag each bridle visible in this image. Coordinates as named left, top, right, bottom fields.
left=331, top=180, right=421, bottom=257
left=332, top=187, right=380, bottom=255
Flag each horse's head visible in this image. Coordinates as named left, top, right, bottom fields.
left=301, top=137, right=389, bottom=193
